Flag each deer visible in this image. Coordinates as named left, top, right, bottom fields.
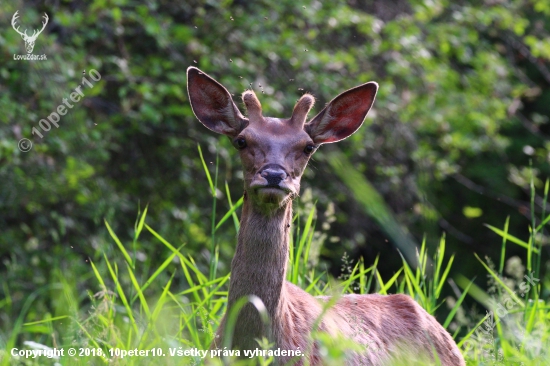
left=186, top=67, right=465, bottom=366
left=11, top=10, right=49, bottom=54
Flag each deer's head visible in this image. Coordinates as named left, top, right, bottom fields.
left=11, top=11, right=49, bottom=54
left=187, top=67, right=377, bottom=213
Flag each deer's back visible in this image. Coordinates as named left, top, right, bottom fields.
left=278, top=283, right=465, bottom=366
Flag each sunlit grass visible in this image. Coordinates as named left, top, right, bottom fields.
left=457, top=180, right=550, bottom=365
left=1, top=154, right=548, bottom=365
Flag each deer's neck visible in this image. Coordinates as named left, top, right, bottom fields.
left=227, top=194, right=292, bottom=348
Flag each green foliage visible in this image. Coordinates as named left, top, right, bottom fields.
left=2, top=0, right=550, bottom=284
left=2, top=0, right=550, bottom=365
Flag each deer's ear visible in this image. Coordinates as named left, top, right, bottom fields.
left=187, top=67, right=248, bottom=136
left=305, top=82, right=378, bottom=144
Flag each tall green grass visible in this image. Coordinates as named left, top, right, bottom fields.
left=1, top=153, right=548, bottom=365
left=456, top=180, right=550, bottom=365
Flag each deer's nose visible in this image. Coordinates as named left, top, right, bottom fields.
left=260, top=166, right=288, bottom=187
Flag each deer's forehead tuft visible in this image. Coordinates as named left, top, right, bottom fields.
left=244, top=117, right=310, bottom=139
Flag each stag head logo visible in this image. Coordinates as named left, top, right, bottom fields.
left=11, top=10, right=49, bottom=54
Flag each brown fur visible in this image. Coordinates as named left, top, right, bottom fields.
left=242, top=90, right=263, bottom=123
left=290, top=94, right=315, bottom=127
left=187, top=67, right=465, bottom=365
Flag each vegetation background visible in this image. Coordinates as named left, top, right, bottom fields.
left=1, top=0, right=549, bottom=364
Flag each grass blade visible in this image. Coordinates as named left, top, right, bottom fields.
left=197, top=144, right=214, bottom=195
left=378, top=268, right=403, bottom=295
left=443, top=277, right=474, bottom=328
left=484, top=224, right=538, bottom=253
left=498, top=216, right=510, bottom=274
left=134, top=205, right=149, bottom=241
left=474, top=253, right=524, bottom=307
left=131, top=250, right=179, bottom=303
left=215, top=195, right=243, bottom=230
left=105, top=219, right=134, bottom=267
left=435, top=255, right=454, bottom=298
left=103, top=255, right=139, bottom=335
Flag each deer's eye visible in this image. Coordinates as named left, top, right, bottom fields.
left=234, top=137, right=247, bottom=150
left=304, top=145, right=315, bottom=155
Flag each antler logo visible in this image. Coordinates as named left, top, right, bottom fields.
left=11, top=10, right=49, bottom=54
